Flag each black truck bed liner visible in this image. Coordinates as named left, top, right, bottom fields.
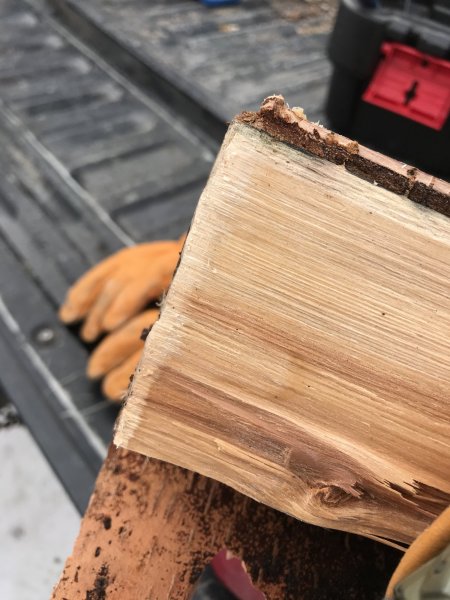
left=0, top=0, right=331, bottom=510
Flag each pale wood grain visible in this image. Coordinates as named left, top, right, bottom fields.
left=116, top=118, right=450, bottom=545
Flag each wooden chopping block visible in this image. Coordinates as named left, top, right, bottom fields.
left=51, top=446, right=400, bottom=600
left=115, top=96, right=450, bottom=546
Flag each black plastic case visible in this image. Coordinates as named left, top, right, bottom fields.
left=326, top=0, right=450, bottom=177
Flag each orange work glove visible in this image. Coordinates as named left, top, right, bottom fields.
left=59, top=238, right=185, bottom=401
left=87, top=308, right=159, bottom=402
left=59, top=240, right=183, bottom=342
left=386, top=505, right=450, bottom=598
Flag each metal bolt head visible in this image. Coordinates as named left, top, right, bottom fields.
left=34, top=326, right=56, bottom=345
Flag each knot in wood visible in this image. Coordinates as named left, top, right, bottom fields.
left=314, top=484, right=363, bottom=507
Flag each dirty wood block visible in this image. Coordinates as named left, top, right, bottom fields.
left=116, top=96, right=450, bottom=546
left=52, top=446, right=400, bottom=600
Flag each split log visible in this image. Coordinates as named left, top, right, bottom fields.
left=116, top=96, right=450, bottom=546
left=52, top=446, right=400, bottom=600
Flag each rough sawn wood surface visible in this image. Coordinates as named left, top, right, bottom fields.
left=52, top=446, right=400, bottom=600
